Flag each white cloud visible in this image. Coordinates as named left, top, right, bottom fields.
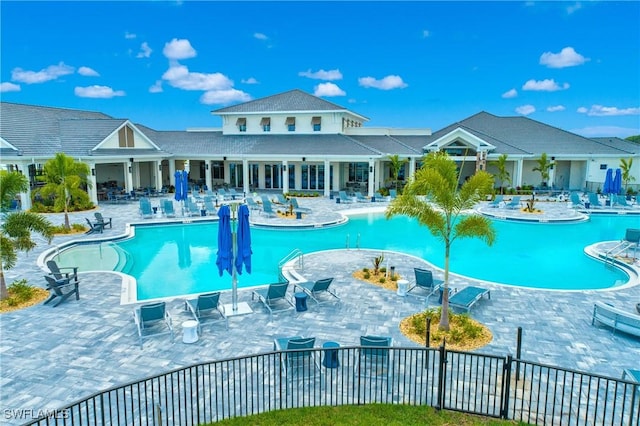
left=298, top=69, right=343, bottom=81
left=566, top=2, right=583, bottom=15
left=136, top=42, right=152, bottom=59
left=149, top=80, right=163, bottom=93
left=540, top=47, right=588, bottom=68
left=200, top=89, right=251, bottom=105
left=358, top=75, right=408, bottom=90
left=573, top=126, right=639, bottom=138
left=515, top=104, right=536, bottom=115
left=254, top=32, right=268, bottom=40
left=162, top=38, right=196, bottom=60
left=78, top=66, right=99, bottom=77
left=125, top=31, right=136, bottom=39
left=522, top=79, right=569, bottom=91
left=241, top=77, right=259, bottom=84
left=0, top=82, right=20, bottom=92
left=422, top=30, right=430, bottom=38
left=577, top=105, right=640, bottom=116
left=313, top=83, right=346, bottom=97
left=162, top=63, right=234, bottom=91
left=11, top=62, right=74, bottom=84
left=74, top=85, right=125, bottom=98
left=547, top=105, right=566, bottom=112
left=502, top=88, right=517, bottom=99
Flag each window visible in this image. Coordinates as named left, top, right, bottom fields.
left=118, top=126, right=134, bottom=147
left=285, top=117, right=295, bottom=132
left=599, top=164, right=607, bottom=170
left=211, top=161, right=224, bottom=179
left=260, top=117, right=271, bottom=132
left=311, top=116, right=321, bottom=131
left=236, top=117, right=247, bottom=132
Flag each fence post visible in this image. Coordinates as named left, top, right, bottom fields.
left=425, top=317, right=431, bottom=348
left=436, top=340, right=447, bottom=411
left=500, top=355, right=513, bottom=420
left=515, top=327, right=522, bottom=383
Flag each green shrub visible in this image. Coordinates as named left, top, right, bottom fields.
left=362, top=268, right=369, bottom=273
left=378, top=277, right=386, bottom=284
left=51, top=223, right=87, bottom=234
left=8, top=279, right=35, bottom=302
left=363, top=272, right=370, bottom=279
left=391, top=274, right=398, bottom=282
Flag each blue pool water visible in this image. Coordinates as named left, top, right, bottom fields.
left=105, top=213, right=638, bottom=300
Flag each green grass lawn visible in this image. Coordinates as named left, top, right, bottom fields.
left=207, top=404, right=528, bottom=425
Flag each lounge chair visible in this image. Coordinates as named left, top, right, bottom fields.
left=504, top=196, right=521, bottom=210
left=251, top=282, right=293, bottom=316
left=615, top=195, right=633, bottom=209
left=448, top=286, right=490, bottom=312
left=218, top=188, right=231, bottom=201
left=246, top=197, right=262, bottom=212
left=487, top=194, right=504, bottom=208
left=133, top=301, right=174, bottom=348
left=290, top=197, right=311, bottom=213
left=355, top=335, right=393, bottom=392
left=203, top=198, right=217, bottom=216
left=46, top=260, right=79, bottom=284
left=94, top=212, right=112, bottom=229
left=622, top=369, right=640, bottom=396
left=570, top=192, right=584, bottom=208
left=592, top=301, right=640, bottom=337
left=184, top=199, right=201, bottom=217
left=273, top=336, right=320, bottom=384
left=85, top=217, right=104, bottom=234
left=355, top=192, right=369, bottom=203
left=389, top=189, right=397, bottom=200
left=139, top=198, right=153, bottom=218
left=274, top=193, right=289, bottom=204
left=162, top=199, right=176, bottom=218
left=260, top=196, right=277, bottom=217
left=587, top=192, right=603, bottom=208
left=43, top=275, right=79, bottom=307
left=184, top=292, right=228, bottom=333
left=228, top=188, right=239, bottom=199
left=338, top=190, right=354, bottom=204
left=407, top=268, right=444, bottom=303
left=294, top=278, right=340, bottom=304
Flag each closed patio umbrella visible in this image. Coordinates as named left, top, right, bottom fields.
left=216, top=205, right=233, bottom=276
left=235, top=204, right=252, bottom=275
left=181, top=170, right=189, bottom=200
left=613, top=168, right=622, bottom=195
left=174, top=171, right=183, bottom=201
left=603, top=168, right=614, bottom=195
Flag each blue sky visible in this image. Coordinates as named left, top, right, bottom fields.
left=2, top=1, right=639, bottom=138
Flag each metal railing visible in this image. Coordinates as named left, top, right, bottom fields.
left=23, top=345, right=639, bottom=426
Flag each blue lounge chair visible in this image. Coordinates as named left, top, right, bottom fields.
left=273, top=336, right=320, bottom=384
left=338, top=191, right=354, bottom=204
left=487, top=195, right=504, bottom=208
left=184, top=199, right=201, bottom=217
left=185, top=292, right=228, bottom=333
left=587, top=192, right=603, bottom=208
left=290, top=197, right=311, bottom=213
left=389, top=189, right=397, bottom=200
left=251, top=282, right=293, bottom=316
left=218, top=188, right=232, bottom=201
left=228, top=188, right=239, bottom=199
left=615, top=195, right=633, bottom=209
left=203, top=198, right=217, bottom=216
left=274, top=193, right=289, bottom=204
left=355, top=335, right=393, bottom=392
left=139, top=198, right=153, bottom=218
left=247, top=197, right=262, bottom=212
left=355, top=192, right=369, bottom=202
left=504, top=196, right=521, bottom=209
left=133, top=301, right=174, bottom=348
left=260, top=196, right=277, bottom=217
left=162, top=199, right=176, bottom=217
left=448, top=286, right=490, bottom=312
left=94, top=212, right=112, bottom=229
left=407, top=268, right=444, bottom=303
left=570, top=192, right=584, bottom=208
left=294, top=278, right=339, bottom=304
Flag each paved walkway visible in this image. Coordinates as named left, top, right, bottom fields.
left=1, top=194, right=639, bottom=425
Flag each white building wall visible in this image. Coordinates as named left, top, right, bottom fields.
left=221, top=112, right=345, bottom=135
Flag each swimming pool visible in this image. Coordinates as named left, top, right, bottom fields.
left=53, top=213, right=638, bottom=300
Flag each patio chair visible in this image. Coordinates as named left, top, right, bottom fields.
left=251, top=282, right=294, bottom=316
left=85, top=217, right=104, bottom=234
left=294, top=278, right=340, bottom=304
left=273, top=336, right=320, bottom=385
left=139, top=198, right=153, bottom=218
left=570, top=192, right=584, bottom=208
left=587, top=192, right=603, bottom=208
left=43, top=275, right=80, bottom=307
left=218, top=188, right=232, bottom=201
left=274, top=193, right=289, bottom=204
left=504, top=196, right=521, bottom=209
left=228, top=188, right=239, bottom=199
left=184, top=292, right=228, bottom=333
left=94, top=212, right=112, bottom=229
left=449, top=286, right=491, bottom=312
left=162, top=199, right=176, bottom=217
left=184, top=199, right=201, bottom=217
left=355, top=192, right=369, bottom=203
left=487, top=194, right=504, bottom=208
left=338, top=191, right=354, bottom=204
left=355, top=335, right=393, bottom=392
left=203, top=198, right=217, bottom=215
left=614, top=195, right=633, bottom=209
left=247, top=197, right=262, bottom=211
left=407, top=268, right=444, bottom=303
left=46, top=260, right=79, bottom=284
left=260, top=196, right=277, bottom=217
left=133, top=301, right=174, bottom=348
left=389, top=189, right=397, bottom=200
left=290, top=197, right=311, bottom=212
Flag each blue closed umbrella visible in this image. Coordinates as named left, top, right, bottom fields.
left=603, top=168, right=614, bottom=194
left=235, top=204, right=252, bottom=275
left=174, top=171, right=183, bottom=201
left=216, top=205, right=233, bottom=276
left=613, top=168, right=622, bottom=195
left=181, top=170, right=189, bottom=200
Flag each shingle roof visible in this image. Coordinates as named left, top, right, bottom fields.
left=212, top=89, right=369, bottom=120
left=346, top=135, right=422, bottom=156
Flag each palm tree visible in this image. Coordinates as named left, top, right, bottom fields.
left=0, top=172, right=54, bottom=300
left=39, top=153, right=91, bottom=230
left=490, top=154, right=511, bottom=194
left=387, top=154, right=408, bottom=191
left=532, top=153, right=554, bottom=187
left=385, top=151, right=496, bottom=330
left=620, top=158, right=636, bottom=193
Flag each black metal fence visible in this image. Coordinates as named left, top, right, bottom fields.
left=24, top=345, right=639, bottom=426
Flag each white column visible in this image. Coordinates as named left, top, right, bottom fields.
left=242, top=158, right=249, bottom=195
left=88, top=163, right=97, bottom=205
left=169, top=160, right=176, bottom=187
left=408, top=157, right=416, bottom=180
left=367, top=159, right=375, bottom=197
left=15, top=163, right=31, bottom=210
left=125, top=161, right=134, bottom=192
left=515, top=159, right=524, bottom=188
left=324, top=159, right=331, bottom=197
left=204, top=160, right=212, bottom=191
left=282, top=161, right=289, bottom=194
left=374, top=161, right=382, bottom=193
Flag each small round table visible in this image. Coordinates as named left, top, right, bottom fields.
left=182, top=320, right=199, bottom=344
left=294, top=292, right=308, bottom=312
left=322, top=341, right=340, bottom=368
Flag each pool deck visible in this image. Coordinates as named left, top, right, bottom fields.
left=1, top=195, right=639, bottom=423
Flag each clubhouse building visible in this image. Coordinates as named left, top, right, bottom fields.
left=1, top=89, right=638, bottom=210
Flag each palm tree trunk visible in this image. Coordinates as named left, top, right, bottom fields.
left=439, top=242, right=451, bottom=331
left=0, top=263, right=8, bottom=300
